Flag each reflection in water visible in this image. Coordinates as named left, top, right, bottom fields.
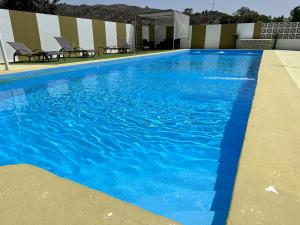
left=107, top=70, right=121, bottom=90
left=0, top=91, right=13, bottom=112
left=82, top=74, right=98, bottom=91
left=13, top=89, right=27, bottom=110
left=0, top=88, right=27, bottom=112
left=47, top=80, right=69, bottom=98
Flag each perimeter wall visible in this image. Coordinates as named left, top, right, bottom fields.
left=190, top=22, right=300, bottom=50
left=0, top=9, right=135, bottom=63
left=1, top=8, right=300, bottom=63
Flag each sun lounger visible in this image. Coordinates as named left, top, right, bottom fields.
left=54, top=37, right=96, bottom=57
left=7, top=42, right=61, bottom=62
left=99, top=44, right=136, bottom=55
left=98, top=46, right=119, bottom=54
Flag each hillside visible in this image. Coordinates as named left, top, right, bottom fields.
left=1, top=1, right=285, bottom=24
left=56, top=3, right=232, bottom=24
left=56, top=3, right=165, bottom=23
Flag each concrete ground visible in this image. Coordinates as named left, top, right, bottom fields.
left=227, top=50, right=300, bottom=225
left=0, top=164, right=180, bottom=225
left=0, top=50, right=173, bottom=75
left=275, top=50, right=300, bottom=90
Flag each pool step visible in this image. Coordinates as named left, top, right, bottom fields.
left=133, top=190, right=232, bottom=218
left=165, top=210, right=228, bottom=225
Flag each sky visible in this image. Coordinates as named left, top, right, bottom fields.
left=61, top=0, right=299, bottom=17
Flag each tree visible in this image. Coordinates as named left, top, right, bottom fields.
left=272, top=15, right=284, bottom=22
left=183, top=8, right=193, bottom=15
left=233, top=7, right=271, bottom=23
left=1, top=0, right=60, bottom=14
left=220, top=15, right=237, bottom=24
left=290, top=6, right=300, bottom=22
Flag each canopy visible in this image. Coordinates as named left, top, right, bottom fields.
left=138, top=11, right=190, bottom=48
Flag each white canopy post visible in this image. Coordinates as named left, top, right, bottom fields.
left=173, top=11, right=175, bottom=50
left=0, top=32, right=10, bottom=70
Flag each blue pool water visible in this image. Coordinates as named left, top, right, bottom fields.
left=0, top=50, right=262, bottom=225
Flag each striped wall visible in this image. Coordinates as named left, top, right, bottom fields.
left=1, top=8, right=300, bottom=64
left=92, top=20, right=106, bottom=49
left=0, top=9, right=15, bottom=62
left=116, top=22, right=126, bottom=48
left=0, top=9, right=133, bottom=63
left=36, top=13, right=61, bottom=52
left=190, top=22, right=300, bottom=50
left=219, top=24, right=237, bottom=49
left=58, top=16, right=79, bottom=48
left=77, top=18, right=94, bottom=50
left=126, top=24, right=135, bottom=46
left=236, top=23, right=254, bottom=48
left=204, top=25, right=221, bottom=49
left=104, top=21, right=117, bottom=48
left=191, top=25, right=206, bottom=48
left=9, top=10, right=41, bottom=52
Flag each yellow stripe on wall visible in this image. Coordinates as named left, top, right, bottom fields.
left=135, top=25, right=142, bottom=47
left=253, top=22, right=262, bottom=39
left=191, top=25, right=206, bottom=49
left=219, top=24, right=237, bottom=49
left=58, top=15, right=79, bottom=48
left=92, top=20, right=106, bottom=51
left=9, top=10, right=41, bottom=51
left=116, top=22, right=126, bottom=47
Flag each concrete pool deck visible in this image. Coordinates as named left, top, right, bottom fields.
left=0, top=164, right=180, bottom=225
left=227, top=50, right=300, bottom=225
left=0, top=50, right=181, bottom=75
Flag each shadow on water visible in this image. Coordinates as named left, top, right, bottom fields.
left=210, top=55, right=262, bottom=225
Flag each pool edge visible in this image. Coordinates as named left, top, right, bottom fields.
left=0, top=49, right=187, bottom=76
left=227, top=50, right=300, bottom=224
left=0, top=164, right=182, bottom=225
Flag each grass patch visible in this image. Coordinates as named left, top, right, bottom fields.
left=11, top=50, right=169, bottom=65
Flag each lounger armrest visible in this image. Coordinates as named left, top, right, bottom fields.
left=32, top=49, right=43, bottom=53
left=73, top=47, right=84, bottom=51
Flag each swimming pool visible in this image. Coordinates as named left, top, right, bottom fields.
left=0, top=50, right=262, bottom=225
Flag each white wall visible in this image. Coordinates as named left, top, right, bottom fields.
left=204, top=25, right=221, bottom=49
left=188, top=26, right=192, bottom=49
left=275, top=39, right=300, bottom=51
left=36, top=13, right=61, bottom=52
left=105, top=21, right=117, bottom=47
left=77, top=18, right=94, bottom=50
left=236, top=23, right=254, bottom=39
left=126, top=24, right=135, bottom=46
left=180, top=25, right=192, bottom=49
left=142, top=25, right=149, bottom=41
left=0, top=9, right=15, bottom=63
left=236, top=23, right=255, bottom=48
